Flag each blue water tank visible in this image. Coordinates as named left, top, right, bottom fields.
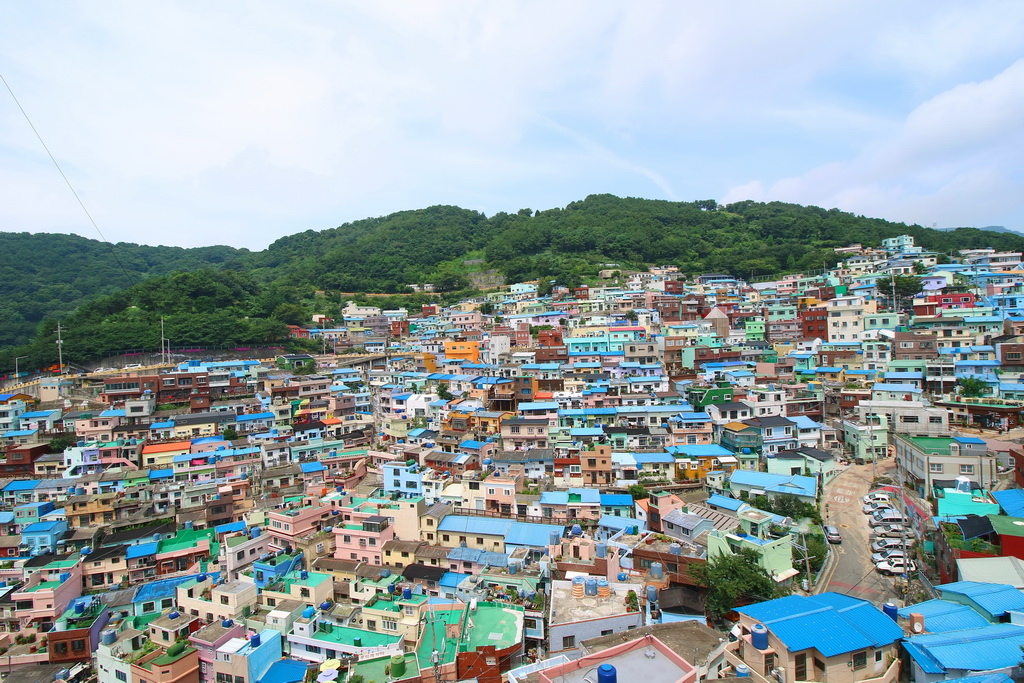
left=669, top=543, right=682, bottom=555
left=883, top=602, right=899, bottom=621
left=595, top=543, right=607, bottom=558
left=387, top=583, right=397, bottom=594
left=222, top=619, right=233, bottom=628
left=572, top=576, right=584, bottom=588
left=168, top=611, right=180, bottom=620
left=736, top=665, right=750, bottom=677
left=585, top=578, right=598, bottom=596
left=196, top=573, right=208, bottom=583
left=549, top=531, right=561, bottom=546
left=74, top=602, right=85, bottom=614
left=320, top=601, right=332, bottom=611
left=152, top=533, right=162, bottom=543
left=617, top=572, right=627, bottom=581
left=250, top=527, right=261, bottom=539
left=300, top=570, right=309, bottom=580
left=571, top=524, right=583, bottom=537
left=751, top=623, right=769, bottom=650
left=598, top=664, right=617, bottom=683
left=508, top=561, right=518, bottom=575
left=250, top=632, right=261, bottom=648
left=402, top=586, right=412, bottom=600
left=59, top=572, right=70, bottom=583
left=302, top=606, right=315, bottom=619
left=650, top=562, right=664, bottom=579
left=335, top=486, right=344, bottom=492
left=184, top=521, right=194, bottom=530
left=380, top=568, right=391, bottom=578
left=81, top=546, right=92, bottom=555
left=646, top=585, right=657, bottom=604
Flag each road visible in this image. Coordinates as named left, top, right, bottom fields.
left=820, top=459, right=900, bottom=604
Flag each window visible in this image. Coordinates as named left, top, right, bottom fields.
left=852, top=652, right=867, bottom=670
left=220, top=595, right=229, bottom=605
left=929, top=463, right=944, bottom=473
left=960, top=464, right=975, bottom=475
left=794, top=653, right=807, bottom=681
left=562, top=635, right=575, bottom=649
left=382, top=619, right=397, bottom=631
left=116, top=672, right=128, bottom=682
left=929, top=416, right=943, bottom=424
left=875, top=650, right=883, bottom=663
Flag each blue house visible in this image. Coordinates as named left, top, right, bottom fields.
left=20, top=519, right=68, bottom=555
left=736, top=593, right=903, bottom=682
left=383, top=461, right=424, bottom=499
left=903, top=624, right=1024, bottom=682
left=728, top=470, right=817, bottom=502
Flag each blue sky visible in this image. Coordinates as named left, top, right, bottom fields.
left=1, top=1, right=1023, bottom=248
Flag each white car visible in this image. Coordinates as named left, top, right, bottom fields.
left=872, top=548, right=908, bottom=565
left=872, top=524, right=915, bottom=539
left=123, top=363, right=143, bottom=370
left=862, top=501, right=891, bottom=514
left=871, top=538, right=904, bottom=553
left=863, top=492, right=891, bottom=505
left=876, top=558, right=917, bottom=575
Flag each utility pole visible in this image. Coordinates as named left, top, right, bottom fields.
left=55, top=323, right=64, bottom=375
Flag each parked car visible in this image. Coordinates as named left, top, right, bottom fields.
left=123, top=363, right=143, bottom=370
left=823, top=525, right=842, bottom=544
left=862, top=501, right=891, bottom=514
left=872, top=524, right=915, bottom=539
left=863, top=492, right=891, bottom=505
left=871, top=538, right=904, bottom=553
left=872, top=548, right=908, bottom=565
left=870, top=510, right=905, bottom=527
left=876, top=558, right=917, bottom=575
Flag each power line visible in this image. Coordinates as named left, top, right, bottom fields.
left=0, top=71, right=137, bottom=288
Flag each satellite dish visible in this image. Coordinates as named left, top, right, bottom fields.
left=912, top=621, right=923, bottom=633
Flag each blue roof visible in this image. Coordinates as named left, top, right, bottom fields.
left=991, top=490, right=1024, bottom=517
left=299, top=462, right=325, bottom=473
left=737, top=592, right=903, bottom=657
left=440, top=572, right=469, bottom=588
left=215, top=521, right=247, bottom=535
left=134, top=572, right=220, bottom=603
left=937, top=582, right=1024, bottom=617
left=633, top=452, right=675, bottom=465
left=447, top=547, right=508, bottom=567
left=707, top=494, right=743, bottom=511
left=598, top=514, right=642, bottom=532
left=940, top=675, right=1012, bottom=683
left=437, top=516, right=511, bottom=536
left=505, top=521, right=565, bottom=548
left=149, top=469, right=173, bottom=480
left=126, top=541, right=159, bottom=559
left=257, top=658, right=308, bottom=683
left=236, top=412, right=274, bottom=422
left=953, top=436, right=986, bottom=445
left=600, top=494, right=634, bottom=507
left=730, top=470, right=818, bottom=498
left=897, top=599, right=991, bottom=632
left=873, top=383, right=922, bottom=392
left=904, top=624, right=1024, bottom=674
left=22, top=521, right=61, bottom=534
left=3, top=480, right=39, bottom=492
left=667, top=444, right=732, bottom=457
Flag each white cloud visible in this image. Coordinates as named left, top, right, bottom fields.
left=1, top=1, right=1023, bottom=248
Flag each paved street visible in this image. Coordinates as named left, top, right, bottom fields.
left=820, top=459, right=900, bottom=604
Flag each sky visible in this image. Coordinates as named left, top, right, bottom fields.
left=2, top=1, right=1023, bottom=249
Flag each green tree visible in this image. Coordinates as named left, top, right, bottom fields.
left=958, top=376, right=989, bottom=398
left=478, top=301, right=494, bottom=315
left=627, top=484, right=648, bottom=500
left=912, top=261, right=927, bottom=274
left=48, top=436, right=75, bottom=453
left=436, top=383, right=454, bottom=401
left=876, top=275, right=923, bottom=310
left=691, top=549, right=788, bottom=620
left=222, top=427, right=239, bottom=441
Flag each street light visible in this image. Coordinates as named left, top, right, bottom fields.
left=13, top=356, right=27, bottom=379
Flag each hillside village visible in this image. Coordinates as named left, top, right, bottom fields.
left=5, top=236, right=1024, bottom=683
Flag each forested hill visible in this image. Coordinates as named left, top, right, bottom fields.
left=0, top=232, right=249, bottom=348
left=4, top=195, right=1024, bottom=368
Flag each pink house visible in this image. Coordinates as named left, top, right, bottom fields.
left=266, top=500, right=333, bottom=549
left=189, top=619, right=245, bottom=683
left=538, top=634, right=696, bottom=683
left=332, top=514, right=395, bottom=566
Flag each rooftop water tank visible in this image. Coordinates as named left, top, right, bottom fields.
left=571, top=524, right=583, bottom=537
left=669, top=543, right=682, bottom=555
left=585, top=578, right=598, bottom=596
left=250, top=632, right=261, bottom=648
left=101, top=629, right=117, bottom=646
left=646, top=585, right=657, bottom=604
left=222, top=619, right=233, bottom=628
left=883, top=602, right=899, bottom=621
left=598, top=664, right=617, bottom=683
left=751, top=623, right=769, bottom=650
left=402, top=586, right=412, bottom=600
left=650, top=562, right=664, bottom=579
left=595, top=542, right=607, bottom=558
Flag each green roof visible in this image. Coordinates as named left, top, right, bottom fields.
left=25, top=580, right=62, bottom=593
left=905, top=436, right=955, bottom=456
left=987, top=514, right=1024, bottom=538
left=414, top=603, right=523, bottom=666
left=310, top=623, right=400, bottom=648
